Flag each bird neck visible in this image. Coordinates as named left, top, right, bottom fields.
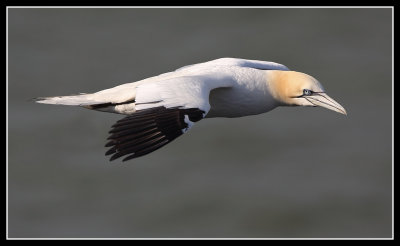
left=265, top=70, right=295, bottom=106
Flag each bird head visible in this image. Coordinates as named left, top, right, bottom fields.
left=268, top=70, right=347, bottom=115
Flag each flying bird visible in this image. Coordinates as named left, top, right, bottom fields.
left=35, top=58, right=347, bottom=161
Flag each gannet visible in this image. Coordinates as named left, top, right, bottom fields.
left=35, top=58, right=346, bottom=161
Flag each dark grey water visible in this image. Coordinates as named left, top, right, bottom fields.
left=8, top=8, right=392, bottom=238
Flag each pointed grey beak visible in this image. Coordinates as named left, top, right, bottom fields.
left=305, top=93, right=347, bottom=115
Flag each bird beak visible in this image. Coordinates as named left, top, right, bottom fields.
left=305, top=93, right=347, bottom=115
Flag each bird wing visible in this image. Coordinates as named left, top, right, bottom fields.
left=105, top=74, right=234, bottom=161
left=35, top=58, right=287, bottom=108
left=175, top=57, right=290, bottom=72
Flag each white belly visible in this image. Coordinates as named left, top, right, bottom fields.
left=206, top=87, right=279, bottom=118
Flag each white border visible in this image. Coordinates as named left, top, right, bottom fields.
left=6, top=6, right=394, bottom=240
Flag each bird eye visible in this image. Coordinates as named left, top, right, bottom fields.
left=303, top=89, right=313, bottom=96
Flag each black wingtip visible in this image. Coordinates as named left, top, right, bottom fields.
left=105, top=146, right=117, bottom=156
left=122, top=155, right=135, bottom=162
left=105, top=140, right=115, bottom=147
left=109, top=153, right=121, bottom=162
left=105, top=107, right=205, bottom=161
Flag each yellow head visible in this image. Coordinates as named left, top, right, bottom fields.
left=268, top=70, right=347, bottom=115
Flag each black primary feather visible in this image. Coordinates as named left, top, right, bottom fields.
left=105, top=106, right=205, bottom=161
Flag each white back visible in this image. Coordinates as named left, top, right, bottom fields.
left=176, top=57, right=290, bottom=72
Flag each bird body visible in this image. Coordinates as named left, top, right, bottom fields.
left=36, top=58, right=346, bottom=161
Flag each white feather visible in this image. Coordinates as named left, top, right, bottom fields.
left=135, top=72, right=235, bottom=113
left=36, top=58, right=290, bottom=116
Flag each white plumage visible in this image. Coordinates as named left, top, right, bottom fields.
left=36, top=58, right=346, bottom=161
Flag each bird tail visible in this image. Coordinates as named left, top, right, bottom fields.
left=33, top=93, right=100, bottom=106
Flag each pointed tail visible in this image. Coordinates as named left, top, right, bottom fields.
left=33, top=93, right=101, bottom=106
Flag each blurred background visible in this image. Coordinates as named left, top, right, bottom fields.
left=8, top=8, right=392, bottom=238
